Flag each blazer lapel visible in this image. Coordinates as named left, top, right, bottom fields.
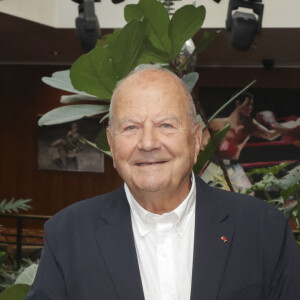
left=94, top=187, right=144, bottom=300
left=191, top=177, right=234, bottom=300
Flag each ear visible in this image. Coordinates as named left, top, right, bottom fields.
left=106, top=127, right=116, bottom=167
left=193, top=123, right=202, bottom=164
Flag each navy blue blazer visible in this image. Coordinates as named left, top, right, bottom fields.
left=27, top=176, right=300, bottom=300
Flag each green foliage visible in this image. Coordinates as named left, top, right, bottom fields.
left=39, top=0, right=219, bottom=166
left=0, top=198, right=31, bottom=214
left=125, top=0, right=171, bottom=54
left=0, top=284, right=30, bottom=300
left=182, top=72, right=199, bottom=92
left=245, top=164, right=300, bottom=236
left=38, top=104, right=109, bottom=126
left=246, top=162, right=290, bottom=177
left=0, top=258, right=36, bottom=293
left=169, top=5, right=205, bottom=60
left=193, top=124, right=230, bottom=174
left=70, top=46, right=118, bottom=99
left=95, top=129, right=111, bottom=154
left=14, top=263, right=38, bottom=286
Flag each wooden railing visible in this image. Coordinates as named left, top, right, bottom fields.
left=0, top=214, right=51, bottom=268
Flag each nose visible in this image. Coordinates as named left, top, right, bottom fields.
left=138, top=124, right=161, bottom=151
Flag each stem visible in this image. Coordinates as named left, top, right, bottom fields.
left=208, top=79, right=257, bottom=122
left=195, top=100, right=235, bottom=192
left=263, top=190, right=272, bottom=201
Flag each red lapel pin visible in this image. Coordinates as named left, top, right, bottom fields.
left=221, top=236, right=227, bottom=243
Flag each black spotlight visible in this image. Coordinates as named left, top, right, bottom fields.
left=226, top=0, right=264, bottom=51
left=72, top=0, right=101, bottom=51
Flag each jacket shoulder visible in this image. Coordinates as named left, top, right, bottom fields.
left=45, top=185, right=127, bottom=232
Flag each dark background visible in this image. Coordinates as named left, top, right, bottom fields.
left=0, top=12, right=299, bottom=226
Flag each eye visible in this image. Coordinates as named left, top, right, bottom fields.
left=125, top=125, right=136, bottom=131
left=161, top=123, right=172, bottom=128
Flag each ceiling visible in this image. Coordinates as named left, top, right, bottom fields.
left=1, top=0, right=300, bottom=29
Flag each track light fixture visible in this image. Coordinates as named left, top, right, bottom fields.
left=226, top=0, right=264, bottom=51
left=72, top=0, right=101, bottom=51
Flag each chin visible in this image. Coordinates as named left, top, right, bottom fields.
left=136, top=182, right=166, bottom=193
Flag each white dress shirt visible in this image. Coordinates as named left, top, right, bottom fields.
left=125, top=173, right=196, bottom=300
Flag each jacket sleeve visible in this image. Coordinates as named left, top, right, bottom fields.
left=25, top=227, right=68, bottom=300
left=267, top=219, right=300, bottom=300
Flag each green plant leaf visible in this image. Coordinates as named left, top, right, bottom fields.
left=15, top=264, right=38, bottom=285
left=193, top=124, right=230, bottom=174
left=169, top=5, right=205, bottom=60
left=109, top=20, right=148, bottom=79
left=124, top=4, right=144, bottom=22
left=96, top=29, right=121, bottom=48
left=137, top=40, right=170, bottom=65
left=0, top=198, right=31, bottom=214
left=95, top=128, right=111, bottom=153
left=60, top=94, right=103, bottom=104
left=281, top=182, right=300, bottom=201
left=38, top=105, right=109, bottom=126
left=182, top=72, right=199, bottom=92
left=137, top=0, right=171, bottom=54
left=82, top=139, right=111, bottom=157
left=209, top=79, right=256, bottom=122
left=275, top=165, right=300, bottom=190
left=42, top=70, right=98, bottom=97
left=70, top=46, right=118, bottom=99
left=0, top=284, right=30, bottom=300
left=193, top=30, right=219, bottom=56
left=246, top=162, right=291, bottom=177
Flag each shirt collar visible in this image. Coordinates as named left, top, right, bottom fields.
left=125, top=172, right=196, bottom=238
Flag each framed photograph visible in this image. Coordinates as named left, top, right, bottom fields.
left=199, top=87, right=299, bottom=192
left=38, top=117, right=105, bottom=173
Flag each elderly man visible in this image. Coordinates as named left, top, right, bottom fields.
left=27, top=69, right=300, bottom=300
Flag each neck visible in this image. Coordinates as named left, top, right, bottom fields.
left=230, top=109, right=249, bottom=124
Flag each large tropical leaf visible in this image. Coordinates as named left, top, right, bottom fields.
left=109, top=20, right=148, bottom=79
left=137, top=40, right=170, bottom=65
left=60, top=94, right=103, bottom=104
left=42, top=70, right=97, bottom=96
left=125, top=0, right=171, bottom=55
left=15, top=264, right=38, bottom=286
left=193, top=124, right=230, bottom=174
left=182, top=72, right=199, bottom=92
left=169, top=5, right=206, bottom=60
left=124, top=4, right=144, bottom=22
left=95, top=128, right=111, bottom=154
left=0, top=284, right=30, bottom=300
left=70, top=46, right=118, bottom=99
left=38, top=104, right=109, bottom=126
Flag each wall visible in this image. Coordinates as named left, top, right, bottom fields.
left=0, top=65, right=123, bottom=223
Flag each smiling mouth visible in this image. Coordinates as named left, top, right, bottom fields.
left=136, top=161, right=167, bottom=166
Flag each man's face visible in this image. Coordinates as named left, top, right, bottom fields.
left=107, top=71, right=201, bottom=201
left=236, top=97, right=253, bottom=117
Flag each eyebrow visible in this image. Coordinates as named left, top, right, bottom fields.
left=156, top=115, right=182, bottom=125
left=116, top=115, right=182, bottom=126
left=116, top=119, right=138, bottom=127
